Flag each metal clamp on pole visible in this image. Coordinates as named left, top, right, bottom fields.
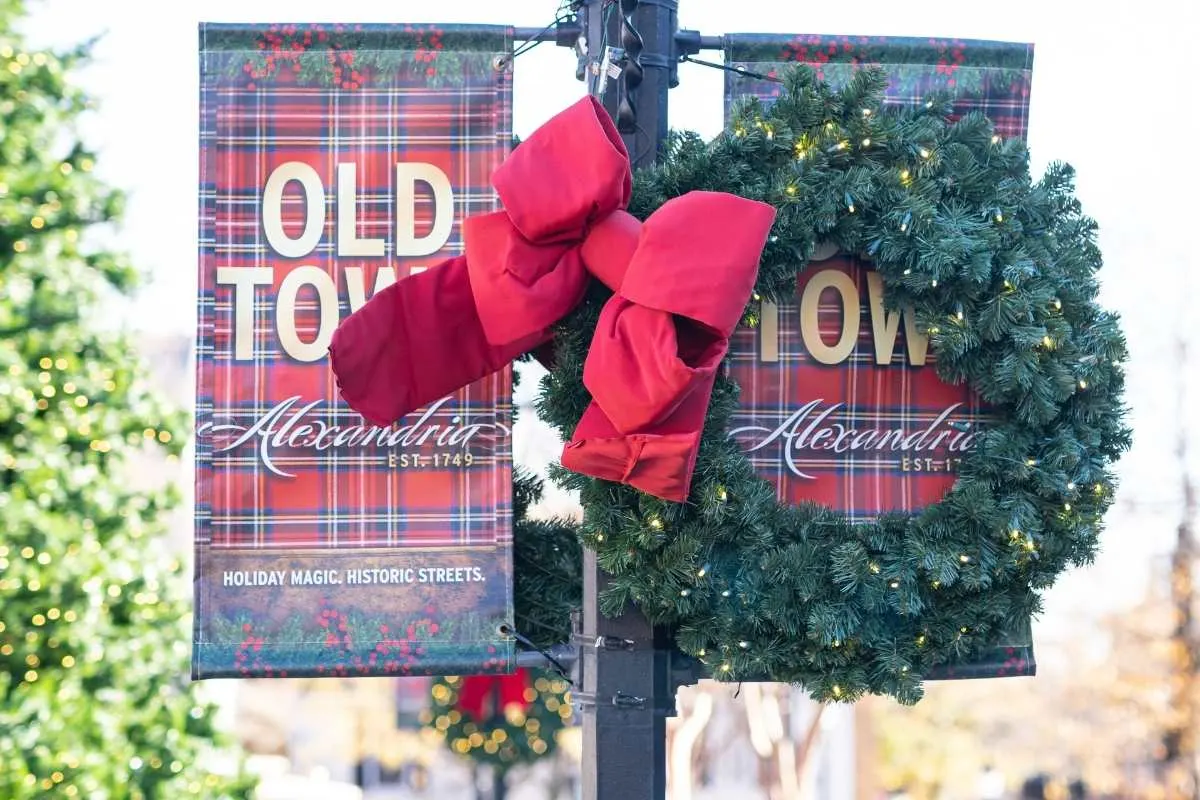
left=513, top=643, right=581, bottom=671
left=672, top=28, right=724, bottom=57
left=597, top=635, right=637, bottom=651
left=573, top=688, right=681, bottom=714
left=612, top=692, right=647, bottom=710
left=636, top=0, right=680, bottom=90
left=572, top=632, right=638, bottom=652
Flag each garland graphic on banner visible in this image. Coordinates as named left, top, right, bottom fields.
left=203, top=23, right=506, bottom=89
left=725, top=34, right=1033, bottom=118
left=513, top=65, right=1129, bottom=704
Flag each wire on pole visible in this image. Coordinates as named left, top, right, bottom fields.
left=615, top=0, right=643, bottom=133
left=500, top=3, right=585, bottom=70
left=679, top=53, right=783, bottom=83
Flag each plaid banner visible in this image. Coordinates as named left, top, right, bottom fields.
left=193, top=23, right=517, bottom=680
left=724, top=34, right=1036, bottom=678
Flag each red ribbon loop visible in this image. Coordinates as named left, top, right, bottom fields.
left=329, top=96, right=776, bottom=503
left=455, top=668, right=532, bottom=720
left=464, top=96, right=632, bottom=348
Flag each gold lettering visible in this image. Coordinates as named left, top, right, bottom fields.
left=799, top=269, right=859, bottom=365
left=759, top=301, right=779, bottom=362
left=866, top=272, right=929, bottom=366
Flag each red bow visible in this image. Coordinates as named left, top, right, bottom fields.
left=328, top=96, right=775, bottom=502
left=455, top=669, right=531, bottom=720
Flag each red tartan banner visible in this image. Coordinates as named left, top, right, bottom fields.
left=192, top=24, right=517, bottom=679
left=724, top=35, right=1037, bottom=678
left=729, top=247, right=989, bottom=523
left=725, top=35, right=1033, bottom=523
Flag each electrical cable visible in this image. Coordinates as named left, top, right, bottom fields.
left=680, top=53, right=784, bottom=83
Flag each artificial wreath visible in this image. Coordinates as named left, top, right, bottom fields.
left=517, top=65, right=1129, bottom=704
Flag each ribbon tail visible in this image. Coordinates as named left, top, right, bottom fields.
left=561, top=370, right=716, bottom=503
left=583, top=296, right=727, bottom=434
left=328, top=256, right=544, bottom=426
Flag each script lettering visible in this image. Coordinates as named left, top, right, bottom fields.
left=730, top=400, right=978, bottom=479
left=197, top=396, right=509, bottom=478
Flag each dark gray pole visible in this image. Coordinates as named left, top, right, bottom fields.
left=575, top=3, right=678, bottom=800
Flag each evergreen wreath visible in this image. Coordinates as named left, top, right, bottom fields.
left=423, top=670, right=574, bottom=770
left=515, top=65, right=1130, bottom=705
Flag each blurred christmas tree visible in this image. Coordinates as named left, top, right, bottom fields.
left=0, top=1, right=254, bottom=796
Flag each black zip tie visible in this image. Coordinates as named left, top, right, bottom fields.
left=500, top=623, right=575, bottom=686
left=680, top=53, right=784, bottom=83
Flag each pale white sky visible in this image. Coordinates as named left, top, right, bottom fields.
left=20, top=0, right=1200, bottom=625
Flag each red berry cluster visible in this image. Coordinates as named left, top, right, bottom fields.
left=776, top=35, right=977, bottom=88
left=932, top=38, right=968, bottom=88
left=414, top=42, right=443, bottom=78
left=314, top=597, right=356, bottom=675
left=317, top=604, right=352, bottom=644
left=402, top=25, right=446, bottom=79
left=311, top=598, right=449, bottom=677
left=778, top=36, right=878, bottom=83
left=244, top=24, right=320, bottom=90
left=242, top=23, right=372, bottom=91
left=327, top=49, right=364, bottom=91
left=234, top=622, right=287, bottom=678
left=993, top=647, right=1031, bottom=678
left=369, top=623, right=427, bottom=676
left=481, top=643, right=506, bottom=672
left=782, top=35, right=870, bottom=65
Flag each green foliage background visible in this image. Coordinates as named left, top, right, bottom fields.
left=0, top=2, right=255, bottom=796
